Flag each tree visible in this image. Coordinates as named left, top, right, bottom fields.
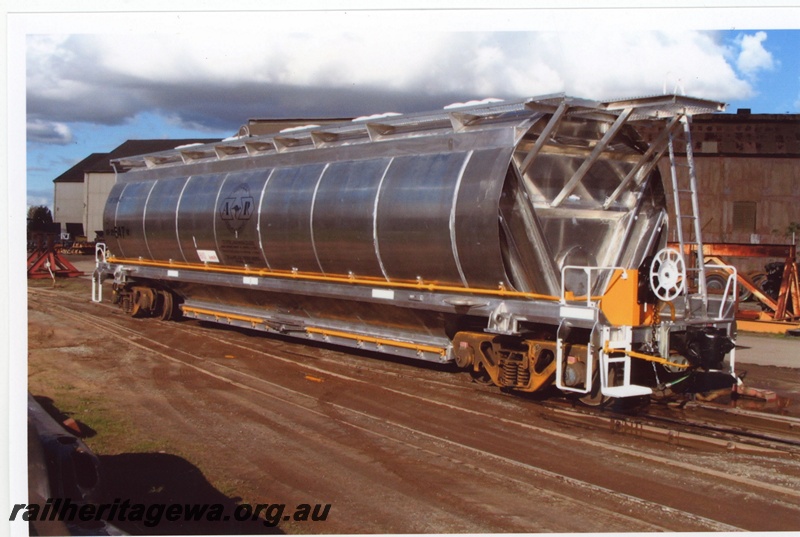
left=27, top=205, right=54, bottom=233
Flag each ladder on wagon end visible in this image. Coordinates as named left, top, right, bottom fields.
left=667, top=115, right=710, bottom=318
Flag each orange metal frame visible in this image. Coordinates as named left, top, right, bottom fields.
left=670, top=242, right=799, bottom=322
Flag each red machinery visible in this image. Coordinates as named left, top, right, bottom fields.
left=673, top=242, right=799, bottom=324
left=27, top=235, right=83, bottom=279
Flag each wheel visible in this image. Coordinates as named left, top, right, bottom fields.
left=578, top=387, right=611, bottom=408
left=705, top=272, right=728, bottom=295
left=747, top=271, right=768, bottom=302
left=707, top=271, right=750, bottom=303
left=575, top=365, right=612, bottom=408
left=662, top=354, right=690, bottom=373
left=469, top=367, right=494, bottom=386
left=158, top=290, right=175, bottom=321
left=130, top=287, right=156, bottom=318
left=737, top=282, right=753, bottom=303
left=130, top=289, right=145, bottom=317
left=649, top=248, right=686, bottom=302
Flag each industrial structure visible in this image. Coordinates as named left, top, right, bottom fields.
left=645, top=109, right=800, bottom=250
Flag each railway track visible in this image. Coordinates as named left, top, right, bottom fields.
left=33, top=286, right=800, bottom=456
left=51, top=286, right=800, bottom=456
left=30, top=285, right=800, bottom=454
left=165, top=317, right=800, bottom=457
left=643, top=402, right=800, bottom=452
left=28, top=285, right=800, bottom=531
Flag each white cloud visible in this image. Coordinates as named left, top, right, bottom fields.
left=26, top=30, right=758, bottom=134
left=27, top=119, right=74, bottom=144
left=735, top=31, right=776, bottom=77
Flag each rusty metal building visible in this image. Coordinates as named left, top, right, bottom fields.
left=637, top=109, right=800, bottom=249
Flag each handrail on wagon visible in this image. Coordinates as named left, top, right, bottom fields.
left=560, top=264, right=627, bottom=307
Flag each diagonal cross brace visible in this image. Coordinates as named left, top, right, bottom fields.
left=602, top=114, right=683, bottom=209
left=519, top=100, right=569, bottom=177
left=550, top=107, right=633, bottom=208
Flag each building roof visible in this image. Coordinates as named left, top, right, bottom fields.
left=53, top=152, right=110, bottom=183
left=53, top=138, right=222, bottom=183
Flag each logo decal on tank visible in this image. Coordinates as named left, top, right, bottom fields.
left=219, top=183, right=255, bottom=236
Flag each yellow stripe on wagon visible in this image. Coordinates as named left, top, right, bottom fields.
left=182, top=305, right=266, bottom=327
left=106, top=256, right=562, bottom=301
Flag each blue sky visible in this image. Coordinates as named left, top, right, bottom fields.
left=13, top=6, right=800, bottom=211
left=724, top=30, right=800, bottom=113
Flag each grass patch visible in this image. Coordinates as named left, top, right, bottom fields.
left=33, top=384, right=178, bottom=457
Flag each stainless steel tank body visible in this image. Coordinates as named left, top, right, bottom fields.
left=104, top=96, right=674, bottom=302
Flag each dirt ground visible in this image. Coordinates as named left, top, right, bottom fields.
left=22, top=266, right=800, bottom=534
